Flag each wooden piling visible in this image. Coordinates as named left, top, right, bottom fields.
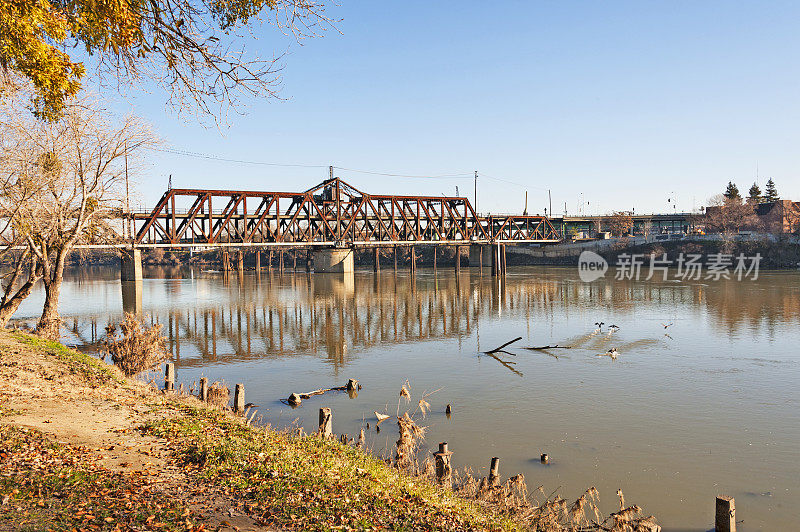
left=319, top=407, right=332, bottom=438
left=501, top=244, right=507, bottom=274
left=393, top=245, right=398, bottom=271
left=410, top=246, right=416, bottom=273
left=373, top=248, right=380, bottom=272
left=306, top=249, right=312, bottom=272
left=715, top=496, right=735, bottom=532
left=433, top=246, right=437, bottom=273
left=237, top=250, right=244, bottom=273
left=490, top=244, right=498, bottom=276
left=293, top=251, right=297, bottom=271
left=255, top=250, right=261, bottom=274
left=268, top=250, right=273, bottom=272
left=433, top=442, right=453, bottom=487
left=164, top=363, right=175, bottom=391
left=454, top=246, right=461, bottom=274
left=488, top=457, right=500, bottom=487
left=222, top=251, right=230, bottom=271
left=234, top=383, right=245, bottom=414
left=199, top=377, right=208, bottom=402
left=279, top=250, right=284, bottom=273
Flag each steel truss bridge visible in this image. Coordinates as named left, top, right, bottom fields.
left=130, top=178, right=560, bottom=248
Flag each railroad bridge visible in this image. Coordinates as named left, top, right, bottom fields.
left=121, top=177, right=560, bottom=278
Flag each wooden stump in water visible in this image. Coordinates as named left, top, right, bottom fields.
left=234, top=383, right=245, bottom=414
left=164, top=363, right=175, bottom=391
left=199, top=377, right=208, bottom=402
left=488, top=457, right=500, bottom=487
left=433, top=442, right=453, bottom=488
left=319, top=407, right=332, bottom=438
left=715, top=495, right=735, bottom=532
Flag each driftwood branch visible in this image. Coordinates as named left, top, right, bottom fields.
left=524, top=345, right=572, bottom=350
left=485, top=337, right=522, bottom=354
left=283, top=379, right=359, bottom=406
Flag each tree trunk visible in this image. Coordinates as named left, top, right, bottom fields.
left=0, top=278, right=40, bottom=327
left=37, top=249, right=67, bottom=339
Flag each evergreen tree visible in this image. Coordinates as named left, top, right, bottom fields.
left=748, top=183, right=762, bottom=203
left=724, top=181, right=741, bottom=201
left=764, top=179, right=780, bottom=202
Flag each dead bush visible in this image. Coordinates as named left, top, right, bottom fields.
left=206, top=381, right=230, bottom=408
left=101, top=314, right=169, bottom=376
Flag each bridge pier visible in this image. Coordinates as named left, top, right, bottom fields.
left=120, top=248, right=143, bottom=282
left=314, top=248, right=354, bottom=273
left=470, top=244, right=492, bottom=268
left=454, top=246, right=461, bottom=274
left=373, top=248, right=380, bottom=272
left=121, top=280, right=142, bottom=314
left=410, top=246, right=417, bottom=274
left=255, top=250, right=261, bottom=274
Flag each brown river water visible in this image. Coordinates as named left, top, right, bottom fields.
left=12, top=265, right=800, bottom=531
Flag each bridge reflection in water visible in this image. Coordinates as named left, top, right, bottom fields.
left=55, top=265, right=800, bottom=371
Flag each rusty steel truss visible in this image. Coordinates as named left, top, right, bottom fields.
left=130, top=178, right=560, bottom=247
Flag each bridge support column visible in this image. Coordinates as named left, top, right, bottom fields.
left=433, top=246, right=437, bottom=273
left=121, top=280, right=142, bottom=315
left=237, top=250, right=244, bottom=273
left=410, top=246, right=417, bottom=274
left=306, top=249, right=312, bottom=272
left=393, top=246, right=398, bottom=271
left=373, top=248, right=380, bottom=272
left=255, top=250, right=261, bottom=274
left=314, top=248, right=354, bottom=273
left=279, top=250, right=284, bottom=273
left=120, top=248, right=143, bottom=282
left=470, top=244, right=492, bottom=268
left=454, top=246, right=461, bottom=274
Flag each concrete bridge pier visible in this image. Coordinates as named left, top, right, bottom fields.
left=120, top=248, right=143, bottom=314
left=314, top=248, right=354, bottom=273
left=469, top=244, right=492, bottom=268
left=121, top=248, right=143, bottom=282
left=121, top=280, right=143, bottom=315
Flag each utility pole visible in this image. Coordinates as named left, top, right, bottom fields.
left=329, top=165, right=333, bottom=181
left=548, top=189, right=552, bottom=219
left=124, top=142, right=130, bottom=240
left=474, top=171, right=478, bottom=213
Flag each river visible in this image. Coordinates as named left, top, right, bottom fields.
left=11, top=265, right=800, bottom=531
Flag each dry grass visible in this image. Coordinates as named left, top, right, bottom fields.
left=206, top=381, right=230, bottom=408
left=100, top=314, right=168, bottom=376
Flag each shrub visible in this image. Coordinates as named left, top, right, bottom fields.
left=206, top=381, right=230, bottom=408
left=101, top=314, right=169, bottom=376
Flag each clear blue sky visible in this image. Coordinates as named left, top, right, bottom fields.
left=109, top=1, right=800, bottom=216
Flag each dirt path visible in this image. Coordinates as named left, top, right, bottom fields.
left=0, top=331, right=266, bottom=531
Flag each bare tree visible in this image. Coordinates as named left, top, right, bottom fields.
left=704, top=194, right=761, bottom=251
left=0, top=78, right=155, bottom=335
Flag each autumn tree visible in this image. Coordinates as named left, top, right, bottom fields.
left=0, top=0, right=333, bottom=120
left=747, top=183, right=762, bottom=204
left=607, top=211, right=634, bottom=237
left=0, top=79, right=155, bottom=335
left=704, top=194, right=761, bottom=251
left=764, top=178, right=780, bottom=202
left=724, top=181, right=741, bottom=201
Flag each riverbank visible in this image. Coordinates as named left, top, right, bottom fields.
left=511, top=237, right=800, bottom=269
left=0, top=330, right=525, bottom=531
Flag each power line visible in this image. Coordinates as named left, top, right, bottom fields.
left=146, top=146, right=328, bottom=169
left=147, top=146, right=473, bottom=179
left=333, top=166, right=472, bottom=179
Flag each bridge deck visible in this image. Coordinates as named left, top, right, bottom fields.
left=130, top=178, right=560, bottom=247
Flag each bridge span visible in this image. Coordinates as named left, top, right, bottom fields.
left=119, top=176, right=560, bottom=277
